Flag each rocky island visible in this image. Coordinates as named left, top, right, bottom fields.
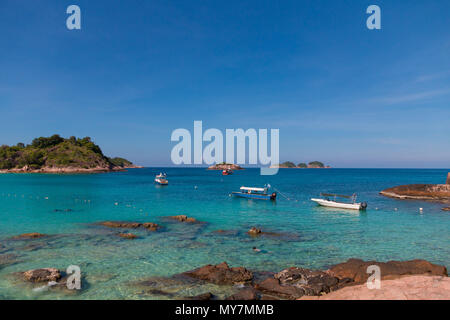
left=271, top=161, right=330, bottom=168
left=207, top=162, right=243, bottom=170
left=0, top=134, right=141, bottom=173
left=380, top=173, right=450, bottom=203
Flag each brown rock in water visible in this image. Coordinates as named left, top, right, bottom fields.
left=168, top=215, right=198, bottom=223
left=11, top=233, right=47, bottom=239
left=447, top=173, right=450, bottom=185
left=380, top=184, right=450, bottom=201
left=248, top=227, right=262, bottom=236
left=185, top=292, right=214, bottom=300
left=226, top=288, right=259, bottom=300
left=99, top=221, right=160, bottom=231
left=183, top=262, right=253, bottom=285
left=100, top=221, right=142, bottom=228
left=142, top=222, right=160, bottom=231
left=442, top=207, right=450, bottom=211
left=254, top=267, right=345, bottom=300
left=22, top=268, right=61, bottom=283
left=327, top=259, right=448, bottom=284
left=118, top=233, right=138, bottom=239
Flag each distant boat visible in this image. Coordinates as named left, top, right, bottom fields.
left=155, top=173, right=168, bottom=185
left=232, top=185, right=276, bottom=200
left=311, top=193, right=367, bottom=210
left=222, top=169, right=233, bottom=175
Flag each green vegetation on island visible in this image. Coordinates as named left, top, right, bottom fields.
left=274, top=161, right=330, bottom=168
left=0, top=134, right=139, bottom=173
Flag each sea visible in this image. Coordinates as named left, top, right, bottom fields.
left=0, top=168, right=449, bottom=299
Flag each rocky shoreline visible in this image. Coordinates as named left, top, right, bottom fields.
left=0, top=165, right=143, bottom=174
left=380, top=173, right=450, bottom=207
left=5, top=221, right=448, bottom=300
left=380, top=184, right=450, bottom=202
left=15, top=258, right=448, bottom=300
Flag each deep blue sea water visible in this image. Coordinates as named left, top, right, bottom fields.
left=0, top=168, right=449, bottom=299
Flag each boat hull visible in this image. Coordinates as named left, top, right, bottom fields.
left=311, top=198, right=364, bottom=210
left=155, top=179, right=168, bottom=185
left=232, top=192, right=276, bottom=200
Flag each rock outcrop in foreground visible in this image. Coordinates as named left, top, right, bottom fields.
left=177, top=259, right=448, bottom=300
left=22, top=268, right=61, bottom=283
left=301, top=276, right=450, bottom=300
left=183, top=262, right=253, bottom=285
left=255, top=267, right=350, bottom=299
left=327, top=258, right=447, bottom=284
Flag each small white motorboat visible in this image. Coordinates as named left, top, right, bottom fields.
left=154, top=173, right=168, bottom=185
left=311, top=193, right=367, bottom=210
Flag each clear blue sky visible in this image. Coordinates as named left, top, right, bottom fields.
left=1, top=0, right=449, bottom=167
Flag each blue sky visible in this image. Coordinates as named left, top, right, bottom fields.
left=0, top=0, right=449, bottom=167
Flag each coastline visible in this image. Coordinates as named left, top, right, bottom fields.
left=380, top=183, right=450, bottom=202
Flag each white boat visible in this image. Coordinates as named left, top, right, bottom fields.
left=311, top=193, right=367, bottom=210
left=154, top=173, right=168, bottom=185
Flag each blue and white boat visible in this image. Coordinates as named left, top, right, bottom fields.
left=232, top=185, right=276, bottom=200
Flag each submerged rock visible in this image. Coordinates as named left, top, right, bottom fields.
left=118, top=233, right=138, bottom=240
left=442, top=207, right=450, bottom=211
left=183, top=262, right=253, bottom=285
left=226, top=288, right=259, bottom=300
left=247, top=227, right=291, bottom=239
left=98, top=221, right=161, bottom=231
left=248, top=227, right=262, bottom=235
left=0, top=253, right=20, bottom=269
left=327, top=258, right=448, bottom=284
left=254, top=267, right=345, bottom=300
left=99, top=221, right=142, bottom=228
left=185, top=292, right=214, bottom=300
left=142, top=222, right=160, bottom=231
left=11, top=233, right=47, bottom=240
left=22, top=268, right=61, bottom=283
left=168, top=215, right=199, bottom=223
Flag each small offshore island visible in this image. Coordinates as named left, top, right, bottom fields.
left=207, top=162, right=244, bottom=170
left=271, top=161, right=330, bottom=169
left=0, top=134, right=140, bottom=173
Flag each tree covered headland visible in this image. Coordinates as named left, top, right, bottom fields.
left=0, top=134, right=134, bottom=170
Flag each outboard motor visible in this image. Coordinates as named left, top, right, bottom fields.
left=361, top=202, right=368, bottom=210
left=270, top=192, right=277, bottom=200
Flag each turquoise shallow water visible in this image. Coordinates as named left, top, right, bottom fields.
left=0, top=168, right=449, bottom=299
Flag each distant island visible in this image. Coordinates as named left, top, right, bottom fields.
left=207, top=162, right=244, bottom=170
left=0, top=134, right=141, bottom=173
left=271, top=161, right=331, bottom=169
